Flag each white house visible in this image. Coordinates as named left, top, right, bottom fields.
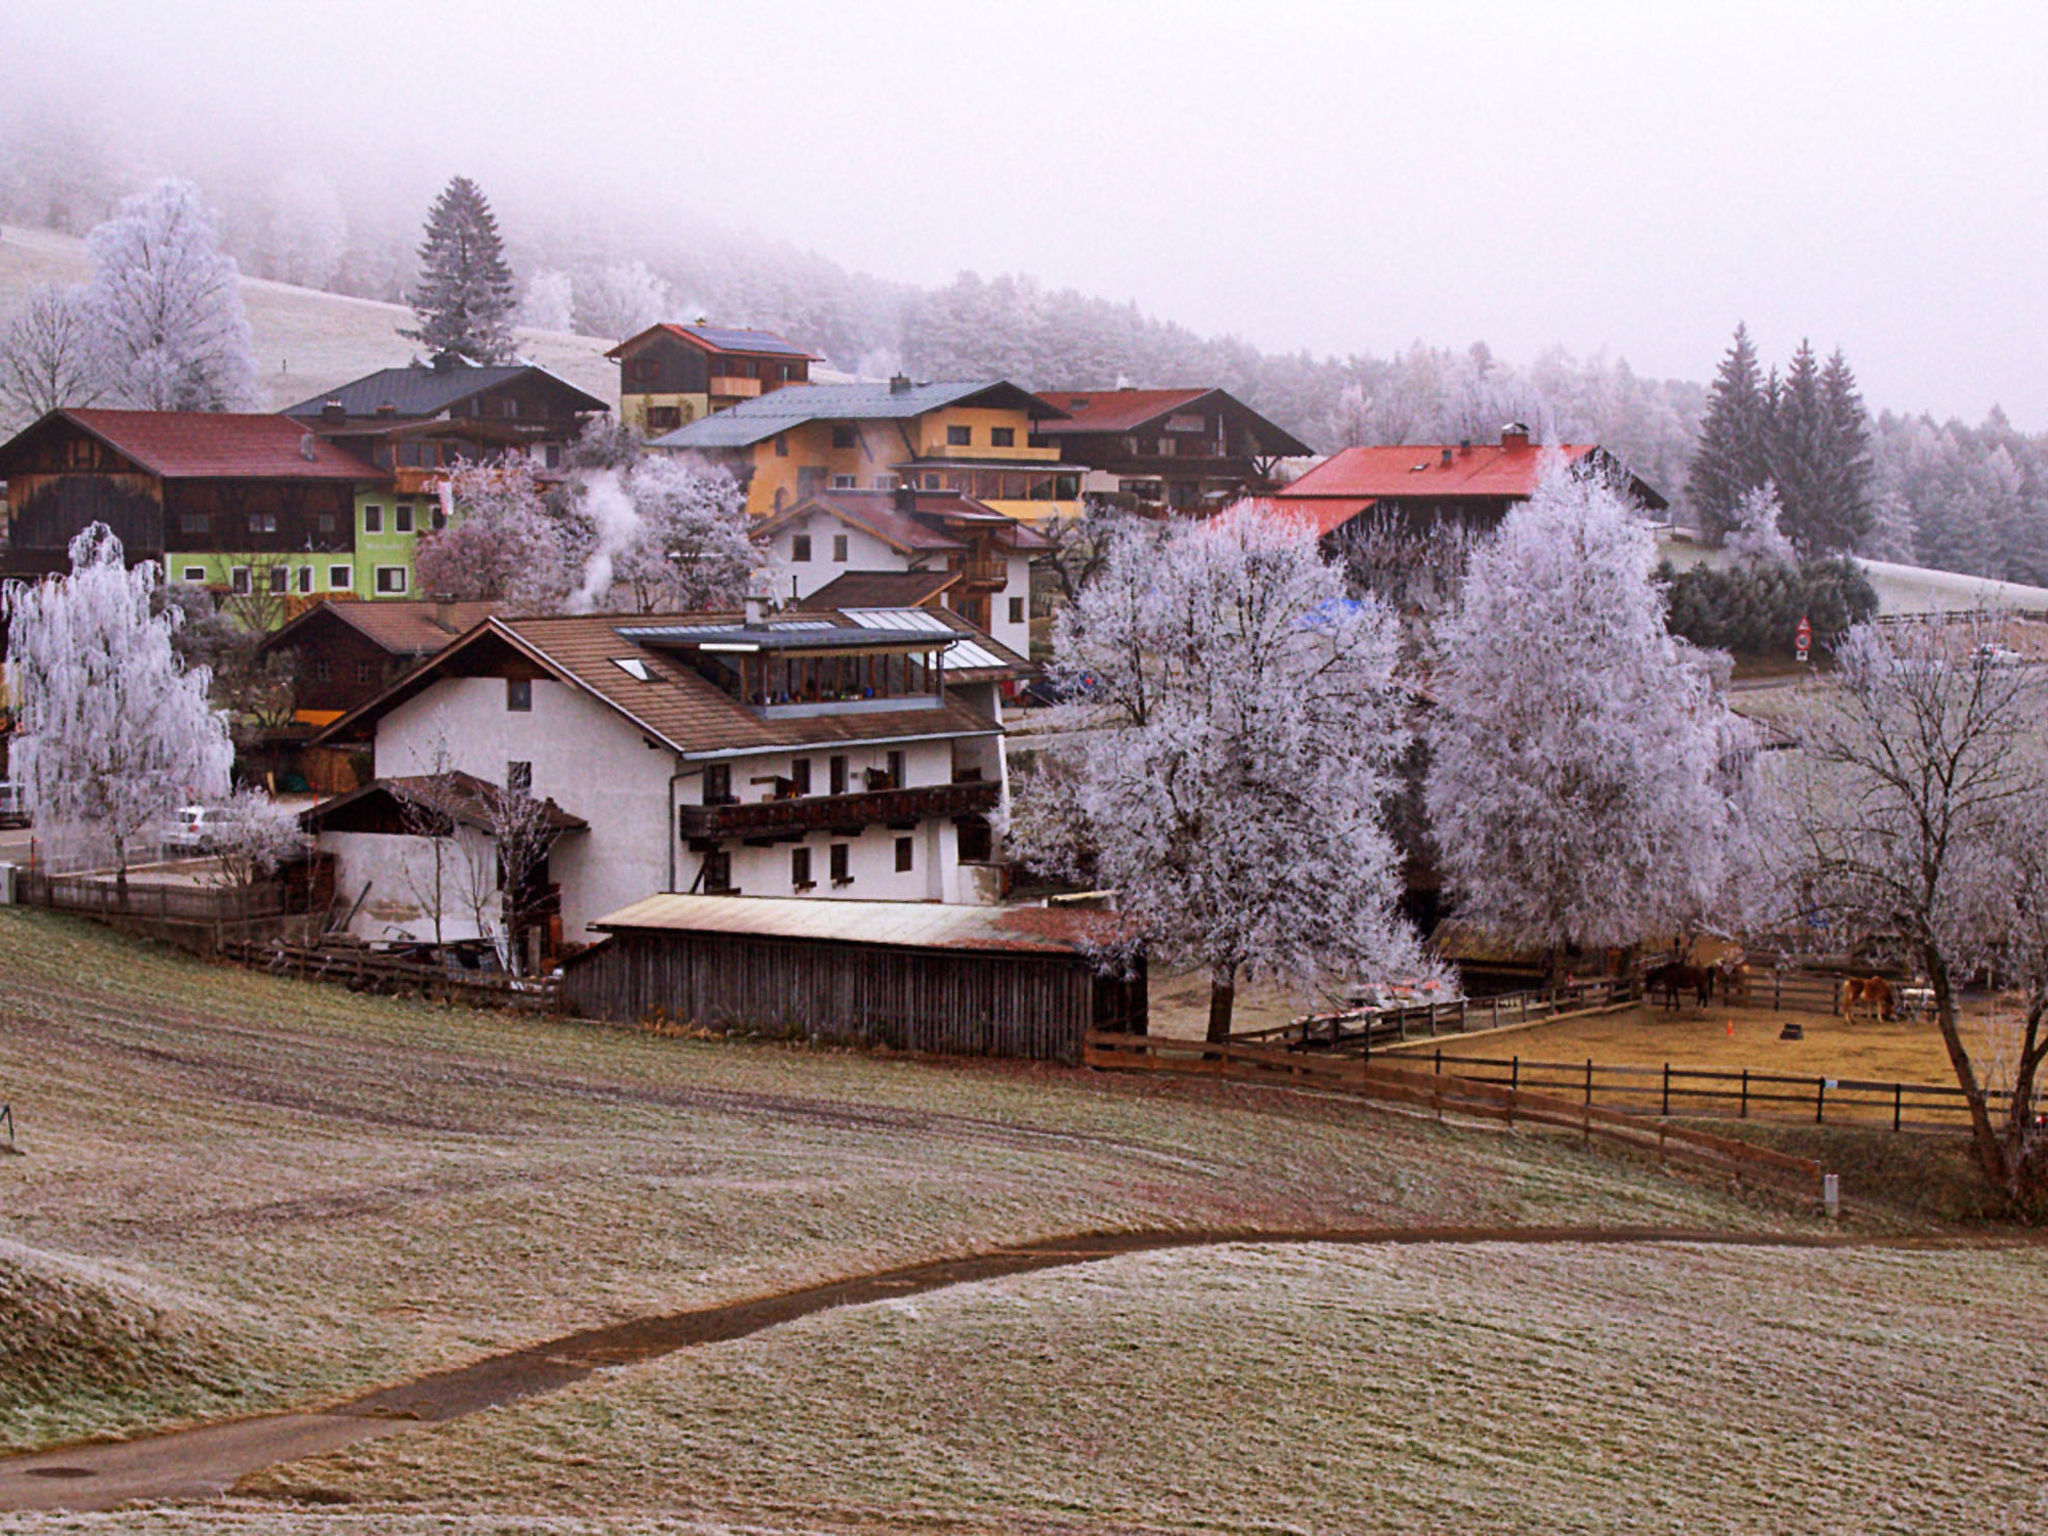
left=309, top=607, right=1030, bottom=952
left=754, top=488, right=1045, bottom=660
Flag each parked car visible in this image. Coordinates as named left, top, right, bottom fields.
left=1971, top=642, right=2022, bottom=668
left=165, top=804, right=222, bottom=853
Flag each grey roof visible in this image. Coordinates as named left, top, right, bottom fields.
left=284, top=363, right=607, bottom=421
left=672, top=324, right=815, bottom=357
left=588, top=893, right=1130, bottom=956
left=649, top=380, right=1064, bottom=451
left=616, top=622, right=957, bottom=651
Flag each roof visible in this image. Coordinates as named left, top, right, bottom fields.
left=11, top=410, right=385, bottom=481
left=798, top=571, right=963, bottom=609
left=316, top=610, right=1009, bottom=758
left=833, top=607, right=1032, bottom=678
left=302, top=771, right=587, bottom=835
left=282, top=363, right=606, bottom=421
left=1030, top=387, right=1213, bottom=433
left=260, top=599, right=501, bottom=659
left=649, top=380, right=1067, bottom=451
left=606, top=323, right=818, bottom=361
left=1276, top=442, right=1668, bottom=512
left=757, top=490, right=1053, bottom=555
left=1230, top=494, right=1381, bottom=539
left=589, top=893, right=1130, bottom=957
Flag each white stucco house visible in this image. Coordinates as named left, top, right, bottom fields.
left=308, top=605, right=1031, bottom=954
left=754, top=488, right=1045, bottom=660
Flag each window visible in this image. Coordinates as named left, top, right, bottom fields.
left=297, top=566, right=314, bottom=594
left=329, top=565, right=352, bottom=589
left=703, top=762, right=733, bottom=805
left=946, top=424, right=971, bottom=446
left=774, top=435, right=788, bottom=457
left=394, top=504, right=414, bottom=534
left=701, top=850, right=733, bottom=894
left=507, top=678, right=532, bottom=712
left=1008, top=596, right=1025, bottom=625
left=990, top=426, right=1015, bottom=448
left=874, top=474, right=899, bottom=491
left=249, top=512, right=278, bottom=535
left=886, top=750, right=905, bottom=789
left=790, top=757, right=811, bottom=796
left=179, top=512, right=208, bottom=536
left=791, top=846, right=814, bottom=891
left=431, top=505, right=447, bottom=531
left=507, top=761, right=532, bottom=795
left=501, top=397, right=520, bottom=419
left=261, top=566, right=283, bottom=593
left=309, top=657, right=332, bottom=683
left=181, top=566, right=206, bottom=583
left=829, top=843, right=851, bottom=886
left=895, top=836, right=913, bottom=873
left=791, top=534, right=812, bottom=562
left=832, top=534, right=849, bottom=562
left=646, top=406, right=681, bottom=431
left=374, top=566, right=408, bottom=594
left=544, top=444, right=561, bottom=469
left=356, top=660, right=377, bottom=685
left=316, top=512, right=336, bottom=535
left=363, top=505, right=383, bottom=534
left=230, top=566, right=252, bottom=595
left=831, top=474, right=857, bottom=490
left=829, top=755, right=848, bottom=796
left=831, top=425, right=856, bottom=449
left=921, top=472, right=942, bottom=490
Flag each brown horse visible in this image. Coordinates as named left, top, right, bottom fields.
left=1837, top=976, right=1894, bottom=1023
left=1645, top=960, right=1715, bottom=1011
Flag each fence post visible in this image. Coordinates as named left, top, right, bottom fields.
left=1893, top=1082, right=1903, bottom=1133
left=1511, top=1056, right=1520, bottom=1092
left=1822, top=1172, right=1840, bottom=1220
left=1434, top=1047, right=1442, bottom=1076
left=1490, top=996, right=1499, bottom=1030
left=1773, top=971, right=1782, bottom=1012
left=1815, top=1077, right=1827, bottom=1125
left=1662, top=1062, right=1670, bottom=1118
left=1585, top=1058, right=1594, bottom=1107
left=1741, top=1068, right=1750, bottom=1119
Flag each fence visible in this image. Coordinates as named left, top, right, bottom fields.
left=1084, top=1031, right=1835, bottom=1209
left=17, top=869, right=306, bottom=924
left=1239, top=976, right=1641, bottom=1054
left=222, top=939, right=560, bottom=1015
left=1415, top=1050, right=1998, bottom=1132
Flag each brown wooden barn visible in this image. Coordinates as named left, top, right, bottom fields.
left=562, top=894, right=1146, bottom=1062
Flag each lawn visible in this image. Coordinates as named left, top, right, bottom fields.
left=0, top=910, right=1821, bottom=1454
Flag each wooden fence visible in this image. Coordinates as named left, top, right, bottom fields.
left=18, top=869, right=308, bottom=923
left=1084, top=1031, right=1836, bottom=1209
left=1411, top=1050, right=2000, bottom=1132
left=222, top=940, right=561, bottom=1015
left=1241, top=976, right=1641, bottom=1054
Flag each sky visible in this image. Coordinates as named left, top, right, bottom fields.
left=5, top=0, right=2046, bottom=425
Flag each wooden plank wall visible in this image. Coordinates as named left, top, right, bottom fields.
left=562, top=931, right=1130, bottom=1062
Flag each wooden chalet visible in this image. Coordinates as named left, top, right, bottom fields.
left=285, top=360, right=607, bottom=488
left=561, top=893, right=1146, bottom=1062
left=0, top=409, right=385, bottom=591
left=607, top=322, right=817, bottom=436
left=259, top=598, right=500, bottom=725
left=1244, top=426, right=1668, bottom=544
left=1030, top=386, right=1313, bottom=512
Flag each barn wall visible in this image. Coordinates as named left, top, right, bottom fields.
left=561, top=930, right=1122, bottom=1062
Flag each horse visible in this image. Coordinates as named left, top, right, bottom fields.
left=1645, top=960, right=1715, bottom=1011
left=1837, top=975, right=1894, bottom=1023
left=1717, top=960, right=1753, bottom=1008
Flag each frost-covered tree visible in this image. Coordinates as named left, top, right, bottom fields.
left=205, top=786, right=303, bottom=892
left=1776, top=617, right=2048, bottom=1210
left=84, top=179, right=255, bottom=411
left=1426, top=465, right=1743, bottom=966
left=402, top=176, right=517, bottom=365
left=574, top=456, right=755, bottom=614
left=256, top=169, right=348, bottom=289
left=0, top=284, right=104, bottom=427
left=519, top=269, right=577, bottom=333
left=1006, top=508, right=1436, bottom=1041
left=573, top=260, right=672, bottom=341
left=1722, top=483, right=1795, bottom=567
left=2, top=525, right=232, bottom=884
left=413, top=462, right=574, bottom=612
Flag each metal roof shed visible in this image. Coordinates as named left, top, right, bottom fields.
left=561, top=894, right=1146, bottom=1062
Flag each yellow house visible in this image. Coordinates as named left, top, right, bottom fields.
left=650, top=378, right=1083, bottom=525
left=607, top=323, right=816, bottom=437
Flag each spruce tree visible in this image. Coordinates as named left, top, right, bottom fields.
left=1684, top=324, right=1771, bottom=543
left=402, top=176, right=516, bottom=365
left=1769, top=340, right=1830, bottom=556
left=1815, top=348, right=1874, bottom=555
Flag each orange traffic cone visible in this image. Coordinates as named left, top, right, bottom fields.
left=1726, top=1018, right=1735, bottom=1037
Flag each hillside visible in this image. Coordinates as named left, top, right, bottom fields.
left=0, top=225, right=621, bottom=428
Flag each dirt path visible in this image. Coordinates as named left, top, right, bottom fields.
left=4, top=1222, right=2040, bottom=1514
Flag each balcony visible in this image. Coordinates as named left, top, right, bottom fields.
left=678, top=780, right=1000, bottom=841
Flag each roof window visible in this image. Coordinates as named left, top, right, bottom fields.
left=612, top=657, right=652, bottom=681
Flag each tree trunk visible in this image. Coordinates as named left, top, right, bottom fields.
left=1926, top=952, right=2011, bottom=1194
left=1206, top=970, right=1237, bottom=1045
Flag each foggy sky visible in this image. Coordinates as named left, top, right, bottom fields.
left=6, top=0, right=2045, bottom=426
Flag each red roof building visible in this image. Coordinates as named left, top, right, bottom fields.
left=1029, top=386, right=1312, bottom=513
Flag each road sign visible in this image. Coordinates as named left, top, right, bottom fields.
left=1796, top=614, right=1811, bottom=663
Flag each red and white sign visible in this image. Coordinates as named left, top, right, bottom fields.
left=1796, top=616, right=1812, bottom=648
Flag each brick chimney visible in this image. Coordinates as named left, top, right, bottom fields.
left=1501, top=422, right=1531, bottom=450
left=889, top=374, right=913, bottom=395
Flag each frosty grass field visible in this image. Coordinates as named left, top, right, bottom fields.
left=2, top=907, right=2037, bottom=1532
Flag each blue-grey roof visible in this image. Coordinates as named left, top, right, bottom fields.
left=284, top=363, right=607, bottom=421
left=672, top=324, right=814, bottom=358
left=648, top=380, right=1063, bottom=452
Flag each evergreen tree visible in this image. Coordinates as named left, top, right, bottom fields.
left=1817, top=349, right=1874, bottom=553
left=402, top=176, right=516, bottom=365
left=1685, top=324, right=1771, bottom=543
left=1769, top=340, right=1831, bottom=555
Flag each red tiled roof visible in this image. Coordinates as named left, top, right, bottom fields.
left=796, top=570, right=963, bottom=610
left=1230, top=495, right=1381, bottom=538
left=759, top=490, right=1052, bottom=554
left=1281, top=442, right=1600, bottom=501
left=58, top=410, right=386, bottom=480
left=262, top=599, right=502, bottom=660
left=1030, top=387, right=1213, bottom=434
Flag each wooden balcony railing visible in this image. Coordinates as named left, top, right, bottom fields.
left=679, top=780, right=1000, bottom=840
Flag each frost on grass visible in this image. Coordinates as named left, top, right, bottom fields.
left=245, top=1242, right=2048, bottom=1536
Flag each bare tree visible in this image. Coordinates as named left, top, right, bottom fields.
left=1779, top=615, right=2048, bottom=1208
left=0, top=284, right=104, bottom=427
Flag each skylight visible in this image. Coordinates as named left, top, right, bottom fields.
left=612, top=657, right=651, bottom=681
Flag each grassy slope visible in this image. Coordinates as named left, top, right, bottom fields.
left=0, top=226, right=619, bottom=422
left=0, top=909, right=1827, bottom=1453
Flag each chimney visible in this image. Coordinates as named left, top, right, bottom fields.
left=431, top=593, right=458, bottom=632
left=1439, top=446, right=1454, bottom=467
left=299, top=432, right=319, bottom=463
left=744, top=594, right=766, bottom=627
left=320, top=400, right=346, bottom=424
left=894, top=481, right=917, bottom=513
left=1459, top=438, right=1472, bottom=454
left=889, top=374, right=912, bottom=395
left=1502, top=422, right=1531, bottom=450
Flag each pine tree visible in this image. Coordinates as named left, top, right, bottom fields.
left=1769, top=340, right=1830, bottom=555
left=1815, top=348, right=1874, bottom=555
left=1684, top=324, right=1771, bottom=542
left=402, top=176, right=516, bottom=365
